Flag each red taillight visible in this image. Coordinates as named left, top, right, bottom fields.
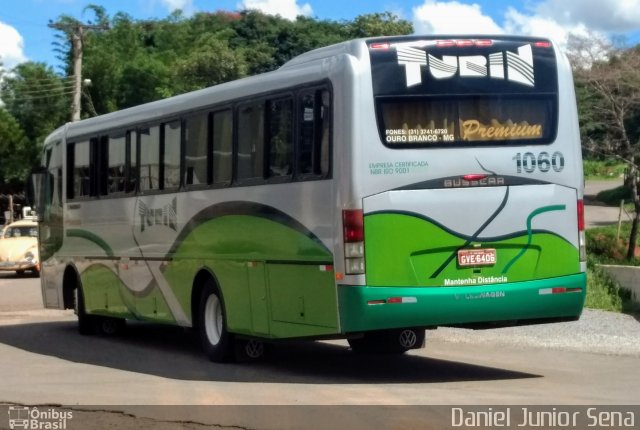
left=534, top=41, right=552, bottom=48
left=436, top=39, right=493, bottom=48
left=436, top=40, right=455, bottom=47
left=577, top=199, right=586, bottom=263
left=462, top=174, right=487, bottom=181
left=342, top=209, right=364, bottom=243
left=475, top=39, right=493, bottom=47
left=577, top=200, right=585, bottom=232
left=456, top=40, right=474, bottom=47
left=343, top=209, right=365, bottom=275
left=370, top=43, right=390, bottom=50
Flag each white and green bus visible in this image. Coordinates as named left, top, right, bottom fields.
left=34, top=35, right=586, bottom=362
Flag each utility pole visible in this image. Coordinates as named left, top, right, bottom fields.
left=48, top=21, right=109, bottom=121
left=71, top=28, right=83, bottom=122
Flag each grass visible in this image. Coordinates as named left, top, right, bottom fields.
left=586, top=224, right=640, bottom=315
left=586, top=222, right=640, bottom=265
left=583, top=159, right=626, bottom=180
left=586, top=258, right=625, bottom=312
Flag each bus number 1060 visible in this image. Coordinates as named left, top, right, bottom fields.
left=513, top=151, right=565, bottom=174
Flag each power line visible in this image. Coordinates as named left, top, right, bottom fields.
left=6, top=91, right=75, bottom=103
left=0, top=82, right=74, bottom=94
left=2, top=86, right=75, bottom=98
left=2, top=76, right=76, bottom=84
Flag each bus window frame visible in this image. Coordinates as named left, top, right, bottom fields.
left=62, top=80, right=333, bottom=203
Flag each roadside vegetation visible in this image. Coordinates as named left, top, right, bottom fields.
left=586, top=224, right=640, bottom=314
left=583, top=160, right=626, bottom=180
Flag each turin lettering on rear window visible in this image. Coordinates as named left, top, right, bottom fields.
left=395, top=42, right=535, bottom=88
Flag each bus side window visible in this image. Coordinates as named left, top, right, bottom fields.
left=162, top=120, right=181, bottom=190
left=212, top=109, right=232, bottom=185
left=237, top=102, right=265, bottom=182
left=93, top=136, right=109, bottom=197
left=69, top=141, right=91, bottom=199
left=45, top=141, right=63, bottom=207
left=139, top=126, right=160, bottom=192
left=319, top=89, right=331, bottom=176
left=184, top=113, right=209, bottom=187
left=266, top=97, right=293, bottom=179
left=297, top=88, right=331, bottom=178
left=108, top=132, right=126, bottom=194
left=126, top=130, right=138, bottom=193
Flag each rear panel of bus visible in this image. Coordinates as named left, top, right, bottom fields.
left=338, top=36, right=586, bottom=333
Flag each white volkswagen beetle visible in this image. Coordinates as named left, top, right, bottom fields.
left=0, top=220, right=39, bottom=276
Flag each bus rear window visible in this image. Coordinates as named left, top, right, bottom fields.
left=378, top=95, right=556, bottom=147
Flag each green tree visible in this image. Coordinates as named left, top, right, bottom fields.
left=344, top=12, right=413, bottom=38
left=0, top=108, right=32, bottom=191
left=571, top=35, right=640, bottom=259
left=0, top=62, right=69, bottom=189
left=49, top=8, right=414, bottom=115
left=0, top=62, right=70, bottom=143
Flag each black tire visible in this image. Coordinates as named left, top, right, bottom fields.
left=198, top=280, right=234, bottom=362
left=348, top=328, right=425, bottom=354
left=76, top=285, right=98, bottom=335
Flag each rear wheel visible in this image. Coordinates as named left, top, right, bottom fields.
left=75, top=286, right=98, bottom=335
left=198, top=280, right=234, bottom=362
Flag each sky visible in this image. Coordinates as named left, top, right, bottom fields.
left=1, top=0, right=640, bottom=72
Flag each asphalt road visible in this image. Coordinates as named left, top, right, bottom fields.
left=0, top=273, right=639, bottom=429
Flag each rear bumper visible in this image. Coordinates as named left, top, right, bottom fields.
left=338, top=273, right=586, bottom=333
left=0, top=261, right=38, bottom=272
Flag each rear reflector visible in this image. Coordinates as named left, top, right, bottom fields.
left=367, top=297, right=418, bottom=305
left=539, top=287, right=583, bottom=295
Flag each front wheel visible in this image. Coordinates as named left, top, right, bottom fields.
left=198, top=280, right=234, bottom=362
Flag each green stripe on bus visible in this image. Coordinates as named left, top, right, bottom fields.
left=66, top=229, right=114, bottom=257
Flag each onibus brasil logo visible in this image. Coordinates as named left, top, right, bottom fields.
left=8, top=406, right=73, bottom=430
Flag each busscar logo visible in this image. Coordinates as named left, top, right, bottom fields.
left=7, top=406, right=73, bottom=430
left=395, top=42, right=535, bottom=88
left=444, top=176, right=505, bottom=188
